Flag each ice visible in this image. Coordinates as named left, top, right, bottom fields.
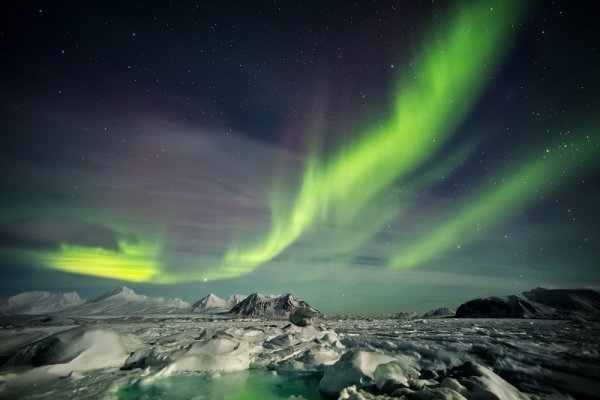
left=0, top=326, right=130, bottom=394
left=446, top=362, right=529, bottom=400
left=119, top=370, right=324, bottom=400
left=290, top=305, right=321, bottom=326
left=155, top=337, right=250, bottom=376
left=0, top=291, right=599, bottom=399
left=373, top=360, right=420, bottom=389
left=318, top=350, right=397, bottom=397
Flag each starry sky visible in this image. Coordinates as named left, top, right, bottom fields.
left=0, top=1, right=598, bottom=314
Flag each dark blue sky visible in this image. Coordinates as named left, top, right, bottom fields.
left=0, top=1, right=598, bottom=314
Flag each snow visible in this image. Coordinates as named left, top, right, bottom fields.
left=230, top=292, right=317, bottom=317
left=0, top=291, right=85, bottom=315
left=289, top=305, right=321, bottom=326
left=155, top=337, right=250, bottom=376
left=0, top=287, right=314, bottom=317
left=319, top=351, right=398, bottom=397
left=373, top=360, right=420, bottom=389
left=64, top=286, right=192, bottom=315
left=192, top=293, right=229, bottom=312
left=1, top=288, right=599, bottom=398
left=0, top=326, right=129, bottom=393
left=0, top=316, right=598, bottom=398
left=226, top=294, right=248, bottom=306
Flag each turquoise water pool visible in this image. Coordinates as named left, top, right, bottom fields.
left=118, top=370, right=325, bottom=400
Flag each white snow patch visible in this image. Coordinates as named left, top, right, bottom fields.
left=318, top=350, right=397, bottom=397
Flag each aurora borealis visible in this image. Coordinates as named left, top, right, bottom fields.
left=1, top=1, right=598, bottom=314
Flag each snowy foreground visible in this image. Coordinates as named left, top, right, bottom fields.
left=0, top=315, right=598, bottom=399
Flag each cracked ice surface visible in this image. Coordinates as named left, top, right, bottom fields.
left=0, top=315, right=598, bottom=399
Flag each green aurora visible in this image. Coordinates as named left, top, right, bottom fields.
left=1, top=0, right=598, bottom=301
left=223, top=0, right=529, bottom=276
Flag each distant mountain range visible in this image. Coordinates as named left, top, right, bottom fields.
left=0, top=291, right=86, bottom=315
left=455, top=287, right=600, bottom=320
left=393, top=308, right=455, bottom=320
left=2, top=286, right=598, bottom=320
left=0, top=286, right=314, bottom=317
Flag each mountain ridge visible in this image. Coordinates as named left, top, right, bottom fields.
left=456, top=287, right=600, bottom=320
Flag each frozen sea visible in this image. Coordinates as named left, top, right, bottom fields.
left=0, top=315, right=598, bottom=399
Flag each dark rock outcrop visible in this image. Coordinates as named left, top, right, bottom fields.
left=456, top=288, right=600, bottom=320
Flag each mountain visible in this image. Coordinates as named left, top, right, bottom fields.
left=456, top=287, right=600, bottom=320
left=65, top=286, right=191, bottom=315
left=226, top=294, right=247, bottom=306
left=392, top=311, right=419, bottom=320
left=0, top=287, right=192, bottom=316
left=0, top=291, right=86, bottom=315
left=422, top=307, right=456, bottom=318
left=192, top=293, right=228, bottom=312
left=191, top=293, right=247, bottom=313
left=229, top=293, right=317, bottom=317
left=524, top=287, right=600, bottom=314
left=0, top=288, right=307, bottom=317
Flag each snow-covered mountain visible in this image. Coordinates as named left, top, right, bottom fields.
left=0, top=287, right=191, bottom=316
left=422, top=307, right=456, bottom=318
left=0, top=291, right=86, bottom=315
left=392, top=311, right=419, bottom=320
left=456, top=287, right=600, bottom=320
left=191, top=293, right=248, bottom=313
left=225, top=294, right=247, bottom=306
left=192, top=293, right=228, bottom=312
left=65, top=286, right=191, bottom=315
left=229, top=293, right=317, bottom=317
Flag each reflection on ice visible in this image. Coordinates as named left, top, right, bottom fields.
left=118, top=370, right=324, bottom=400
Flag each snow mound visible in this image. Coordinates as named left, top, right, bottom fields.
left=0, top=291, right=86, bottom=315
left=446, top=362, right=529, bottom=400
left=11, top=326, right=127, bottom=369
left=156, top=337, right=250, bottom=375
left=318, top=350, right=397, bottom=397
left=337, top=361, right=528, bottom=399
left=373, top=360, right=420, bottom=389
left=0, top=326, right=128, bottom=393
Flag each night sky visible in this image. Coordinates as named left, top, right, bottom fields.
left=0, top=1, right=598, bottom=314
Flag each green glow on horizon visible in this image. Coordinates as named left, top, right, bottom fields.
left=223, top=0, right=525, bottom=275
left=391, top=131, right=599, bottom=268
left=43, top=241, right=162, bottom=282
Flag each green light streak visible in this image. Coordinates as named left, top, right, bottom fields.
left=280, top=141, right=478, bottom=263
left=391, top=131, right=599, bottom=268
left=224, top=0, right=525, bottom=275
left=42, top=241, right=162, bottom=282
